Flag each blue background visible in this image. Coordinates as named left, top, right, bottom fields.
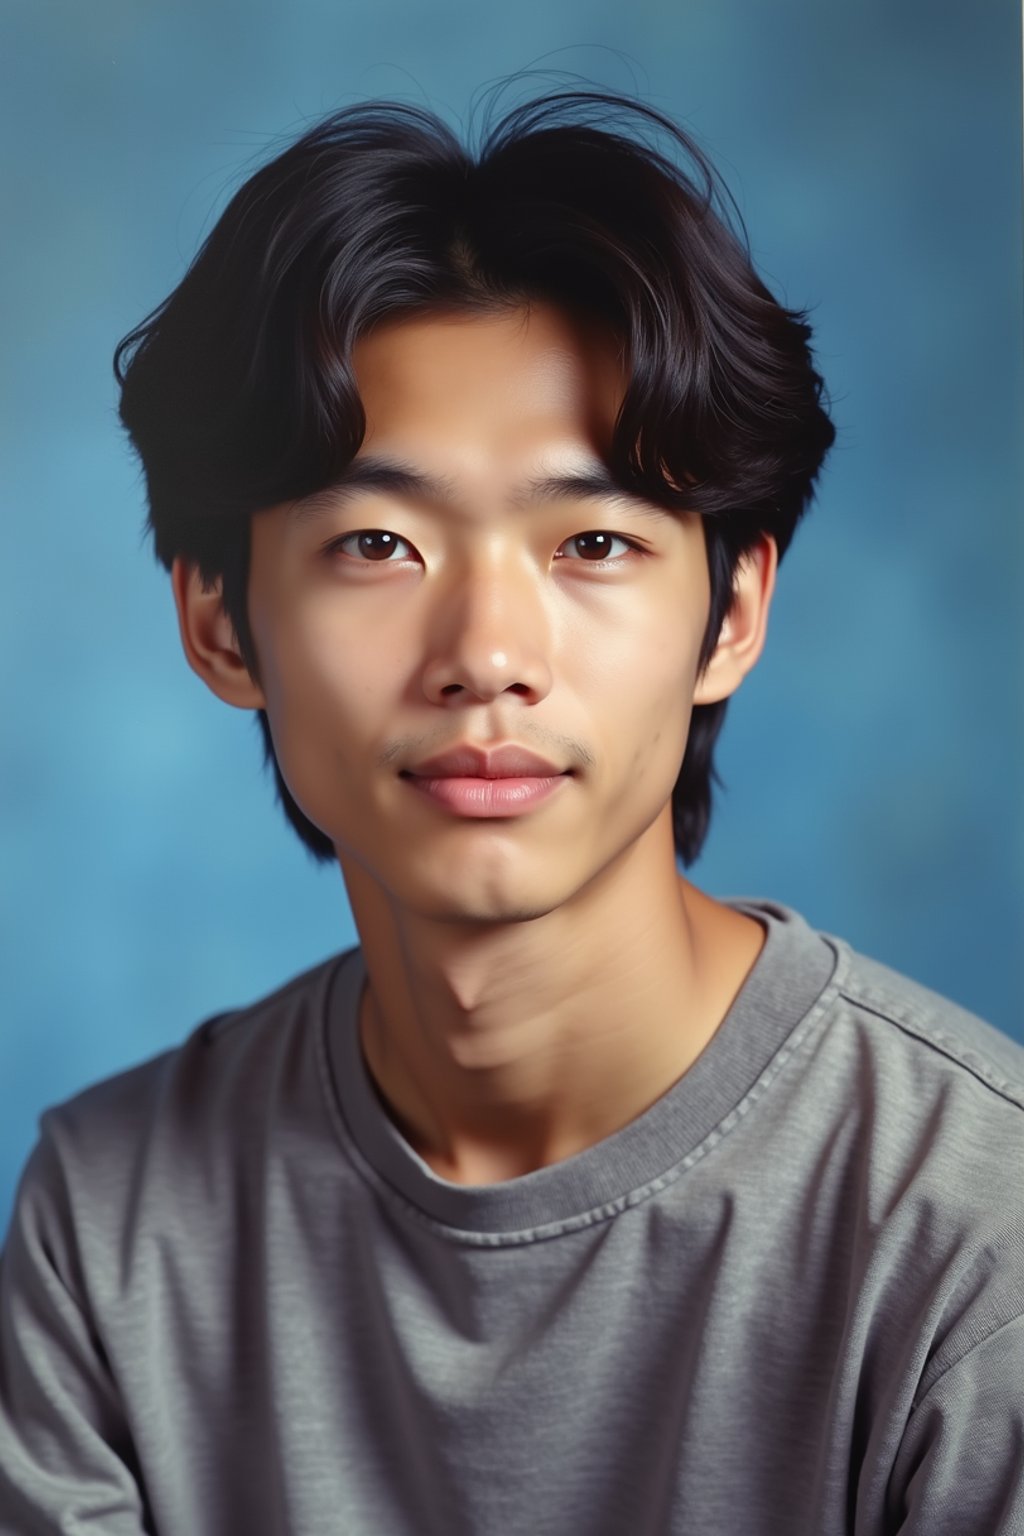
left=1, top=0, right=1022, bottom=1237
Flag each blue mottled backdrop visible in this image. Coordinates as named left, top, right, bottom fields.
left=1, top=0, right=1022, bottom=1235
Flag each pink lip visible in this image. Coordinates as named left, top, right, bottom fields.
left=401, top=743, right=570, bottom=819
left=403, top=774, right=568, bottom=818
left=404, top=744, right=566, bottom=779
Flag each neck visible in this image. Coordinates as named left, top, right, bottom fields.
left=339, top=814, right=765, bottom=1185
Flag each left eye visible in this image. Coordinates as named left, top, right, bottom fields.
left=556, top=532, right=636, bottom=562
left=331, top=530, right=416, bottom=562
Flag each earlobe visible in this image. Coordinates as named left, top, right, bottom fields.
left=692, top=534, right=778, bottom=707
left=170, top=557, right=266, bottom=711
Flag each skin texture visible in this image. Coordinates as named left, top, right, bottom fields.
left=172, top=302, right=778, bottom=1186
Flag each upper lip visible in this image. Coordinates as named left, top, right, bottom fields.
left=404, top=745, right=567, bottom=779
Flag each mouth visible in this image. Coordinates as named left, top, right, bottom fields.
left=404, top=743, right=566, bottom=779
left=399, top=743, right=572, bottom=819
left=399, top=771, right=570, bottom=819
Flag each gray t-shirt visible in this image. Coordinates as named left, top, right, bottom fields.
left=1, top=898, right=1022, bottom=1534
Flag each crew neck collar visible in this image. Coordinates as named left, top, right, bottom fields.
left=319, top=898, right=844, bottom=1239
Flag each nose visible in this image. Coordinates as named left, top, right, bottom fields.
left=420, top=552, right=554, bottom=706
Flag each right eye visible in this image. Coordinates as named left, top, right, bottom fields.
left=326, top=530, right=417, bottom=562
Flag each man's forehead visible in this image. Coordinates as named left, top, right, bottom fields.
left=349, top=301, right=628, bottom=409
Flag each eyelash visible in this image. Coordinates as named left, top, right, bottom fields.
left=322, top=530, right=645, bottom=566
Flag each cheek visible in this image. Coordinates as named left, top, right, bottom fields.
left=260, top=599, right=394, bottom=717
left=574, top=604, right=704, bottom=788
left=569, top=597, right=703, bottom=707
left=253, top=605, right=399, bottom=808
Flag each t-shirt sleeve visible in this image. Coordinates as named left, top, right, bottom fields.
left=886, top=1314, right=1024, bottom=1533
left=0, top=1122, right=153, bottom=1535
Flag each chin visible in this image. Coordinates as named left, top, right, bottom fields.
left=442, top=902, right=559, bottom=928
left=384, top=857, right=578, bottom=926
left=406, top=883, right=568, bottom=928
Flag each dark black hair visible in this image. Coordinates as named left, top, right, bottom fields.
left=114, top=88, right=835, bottom=867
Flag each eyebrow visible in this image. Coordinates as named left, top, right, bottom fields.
left=287, top=455, right=673, bottom=522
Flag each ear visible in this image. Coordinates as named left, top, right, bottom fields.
left=692, top=534, right=778, bottom=707
left=170, top=557, right=267, bottom=711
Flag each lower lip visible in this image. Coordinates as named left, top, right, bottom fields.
left=402, top=774, right=569, bottom=818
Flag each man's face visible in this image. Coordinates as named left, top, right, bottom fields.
left=246, top=302, right=715, bottom=923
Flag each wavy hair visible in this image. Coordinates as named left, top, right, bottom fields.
left=115, top=89, right=835, bottom=866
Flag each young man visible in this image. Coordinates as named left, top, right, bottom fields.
left=1, top=91, right=1021, bottom=1535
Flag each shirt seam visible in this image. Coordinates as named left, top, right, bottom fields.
left=835, top=989, right=1024, bottom=1113
left=910, top=1307, right=1024, bottom=1413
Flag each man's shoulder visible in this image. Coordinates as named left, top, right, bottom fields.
left=731, top=896, right=1024, bottom=1116
left=785, top=916, right=1024, bottom=1284
left=31, top=948, right=358, bottom=1196
left=810, top=934, right=1024, bottom=1400
left=826, top=930, right=1024, bottom=1115
left=739, top=898, right=1024, bottom=1258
